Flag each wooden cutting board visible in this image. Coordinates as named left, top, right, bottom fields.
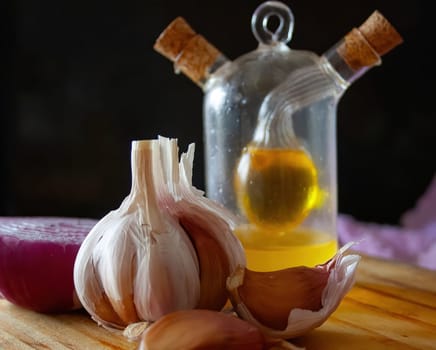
left=1, top=255, right=436, bottom=350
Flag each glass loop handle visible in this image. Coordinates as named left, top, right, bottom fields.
left=251, top=1, right=294, bottom=45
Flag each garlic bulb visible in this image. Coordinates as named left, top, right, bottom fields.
left=227, top=243, right=360, bottom=339
left=73, top=137, right=245, bottom=329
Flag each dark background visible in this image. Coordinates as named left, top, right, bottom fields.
left=1, top=0, right=435, bottom=224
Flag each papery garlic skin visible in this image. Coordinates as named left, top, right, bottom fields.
left=227, top=243, right=360, bottom=339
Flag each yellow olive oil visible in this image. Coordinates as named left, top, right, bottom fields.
left=234, top=145, right=335, bottom=271
left=234, top=225, right=338, bottom=271
left=234, top=146, right=321, bottom=232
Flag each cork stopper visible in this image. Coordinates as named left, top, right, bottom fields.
left=359, top=10, right=403, bottom=56
left=154, top=17, right=223, bottom=86
left=338, top=10, right=403, bottom=71
left=154, top=17, right=196, bottom=61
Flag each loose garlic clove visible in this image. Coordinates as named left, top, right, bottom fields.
left=228, top=265, right=329, bottom=330
left=227, top=243, right=360, bottom=339
left=138, top=309, right=302, bottom=350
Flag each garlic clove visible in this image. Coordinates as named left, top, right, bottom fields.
left=80, top=264, right=124, bottom=327
left=155, top=136, right=246, bottom=310
left=179, top=216, right=230, bottom=310
left=138, top=309, right=302, bottom=350
left=157, top=136, right=245, bottom=273
left=128, top=140, right=202, bottom=321
left=227, top=243, right=360, bottom=339
left=133, top=215, right=200, bottom=321
left=229, top=264, right=329, bottom=330
left=73, top=217, right=124, bottom=327
left=92, top=213, right=140, bottom=325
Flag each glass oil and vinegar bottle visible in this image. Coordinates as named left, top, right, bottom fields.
left=154, top=2, right=402, bottom=271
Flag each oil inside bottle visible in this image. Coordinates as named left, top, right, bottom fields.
left=234, top=145, right=336, bottom=271
left=234, top=145, right=321, bottom=231
left=234, top=224, right=337, bottom=271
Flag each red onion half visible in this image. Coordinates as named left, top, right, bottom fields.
left=0, top=217, right=97, bottom=313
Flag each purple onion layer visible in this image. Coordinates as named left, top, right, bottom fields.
left=0, top=217, right=97, bottom=313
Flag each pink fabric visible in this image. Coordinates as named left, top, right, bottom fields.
left=401, top=176, right=436, bottom=230
left=338, top=175, right=436, bottom=270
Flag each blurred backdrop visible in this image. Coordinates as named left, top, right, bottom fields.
left=1, top=0, right=435, bottom=224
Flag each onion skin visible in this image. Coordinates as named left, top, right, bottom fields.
left=0, top=217, right=96, bottom=313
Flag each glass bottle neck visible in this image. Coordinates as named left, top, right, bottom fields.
left=322, top=29, right=381, bottom=86
left=197, top=54, right=230, bottom=89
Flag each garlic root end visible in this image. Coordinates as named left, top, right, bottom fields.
left=123, top=321, right=151, bottom=341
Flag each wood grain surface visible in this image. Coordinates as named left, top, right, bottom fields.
left=1, top=255, right=436, bottom=350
